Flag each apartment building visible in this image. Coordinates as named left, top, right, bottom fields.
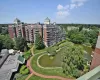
left=90, top=33, right=100, bottom=70
left=8, top=18, right=66, bottom=47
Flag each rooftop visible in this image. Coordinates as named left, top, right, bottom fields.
left=14, top=18, right=20, bottom=22
left=0, top=54, right=19, bottom=80
left=0, top=54, right=19, bottom=72
left=0, top=49, right=25, bottom=80
left=17, top=55, right=25, bottom=64
left=0, top=70, right=12, bottom=80
left=0, top=49, right=9, bottom=68
left=44, top=17, right=50, bottom=22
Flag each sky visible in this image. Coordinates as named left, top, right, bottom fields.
left=0, top=0, right=100, bottom=24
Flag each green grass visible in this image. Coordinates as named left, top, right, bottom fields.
left=31, top=40, right=73, bottom=78
left=33, top=40, right=68, bottom=54
left=31, top=40, right=90, bottom=79
left=29, top=75, right=58, bottom=80
left=33, top=46, right=47, bottom=54
left=16, top=74, right=29, bottom=80
left=31, top=52, right=67, bottom=78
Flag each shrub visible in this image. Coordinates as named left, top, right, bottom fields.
left=20, top=65, right=29, bottom=75
left=23, top=51, right=31, bottom=60
left=72, top=69, right=81, bottom=78
left=46, top=47, right=56, bottom=56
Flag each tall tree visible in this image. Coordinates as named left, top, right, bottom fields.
left=15, top=36, right=27, bottom=52
left=79, top=25, right=83, bottom=32
left=3, top=35, right=14, bottom=49
left=0, top=34, right=14, bottom=51
left=34, top=32, right=45, bottom=50
left=0, top=35, right=3, bottom=51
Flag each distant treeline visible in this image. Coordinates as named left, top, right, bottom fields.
left=58, top=24, right=100, bottom=28
left=0, top=24, right=9, bottom=34
left=0, top=23, right=100, bottom=28
left=0, top=24, right=11, bottom=27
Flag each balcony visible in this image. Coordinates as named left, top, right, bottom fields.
left=77, top=66, right=100, bottom=80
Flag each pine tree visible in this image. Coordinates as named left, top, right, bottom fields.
left=34, top=32, right=45, bottom=49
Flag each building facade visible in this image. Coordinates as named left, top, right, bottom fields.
left=8, top=18, right=66, bottom=47
left=90, top=33, right=100, bottom=70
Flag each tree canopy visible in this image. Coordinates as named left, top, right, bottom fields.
left=15, top=36, right=28, bottom=52
left=34, top=32, right=45, bottom=50
left=67, top=29, right=98, bottom=48
left=60, top=42, right=89, bottom=78
left=0, top=34, right=14, bottom=51
left=23, top=50, right=31, bottom=60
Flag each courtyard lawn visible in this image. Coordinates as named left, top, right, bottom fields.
left=29, top=75, right=58, bottom=80
left=31, top=52, right=67, bottom=78
left=38, top=41, right=92, bottom=68
left=31, top=40, right=92, bottom=79
left=39, top=53, right=61, bottom=67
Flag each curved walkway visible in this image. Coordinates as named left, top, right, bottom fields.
left=26, top=56, right=74, bottom=80
left=25, top=73, right=33, bottom=80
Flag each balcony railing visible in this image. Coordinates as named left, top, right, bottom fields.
left=77, top=66, right=100, bottom=80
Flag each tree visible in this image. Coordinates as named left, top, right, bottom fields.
left=70, top=33, right=85, bottom=44
left=20, top=65, right=29, bottom=75
left=34, top=32, right=45, bottom=50
left=67, top=28, right=98, bottom=48
left=23, top=50, right=31, bottom=60
left=84, top=30, right=98, bottom=48
left=0, top=27, right=2, bottom=33
left=15, top=36, right=28, bottom=52
left=0, top=34, right=14, bottom=51
left=67, top=29, right=79, bottom=38
left=3, top=35, right=14, bottom=49
left=46, top=46, right=56, bottom=56
left=0, top=24, right=8, bottom=35
left=79, top=25, right=83, bottom=32
left=0, top=35, right=3, bottom=51
left=61, top=42, right=88, bottom=78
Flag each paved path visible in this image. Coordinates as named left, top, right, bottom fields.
left=26, top=56, right=74, bottom=80
left=25, top=73, right=33, bottom=80
left=25, top=46, right=34, bottom=80
left=30, top=46, right=34, bottom=56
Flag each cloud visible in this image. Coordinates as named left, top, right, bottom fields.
left=56, top=0, right=87, bottom=18
left=70, top=4, right=77, bottom=9
left=77, top=2, right=84, bottom=6
left=57, top=10, right=70, bottom=17
left=57, top=4, right=69, bottom=10
left=57, top=4, right=64, bottom=10
left=71, top=0, right=87, bottom=3
left=64, top=5, right=70, bottom=10
left=57, top=4, right=70, bottom=18
left=71, top=0, right=87, bottom=7
left=70, top=0, right=87, bottom=9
